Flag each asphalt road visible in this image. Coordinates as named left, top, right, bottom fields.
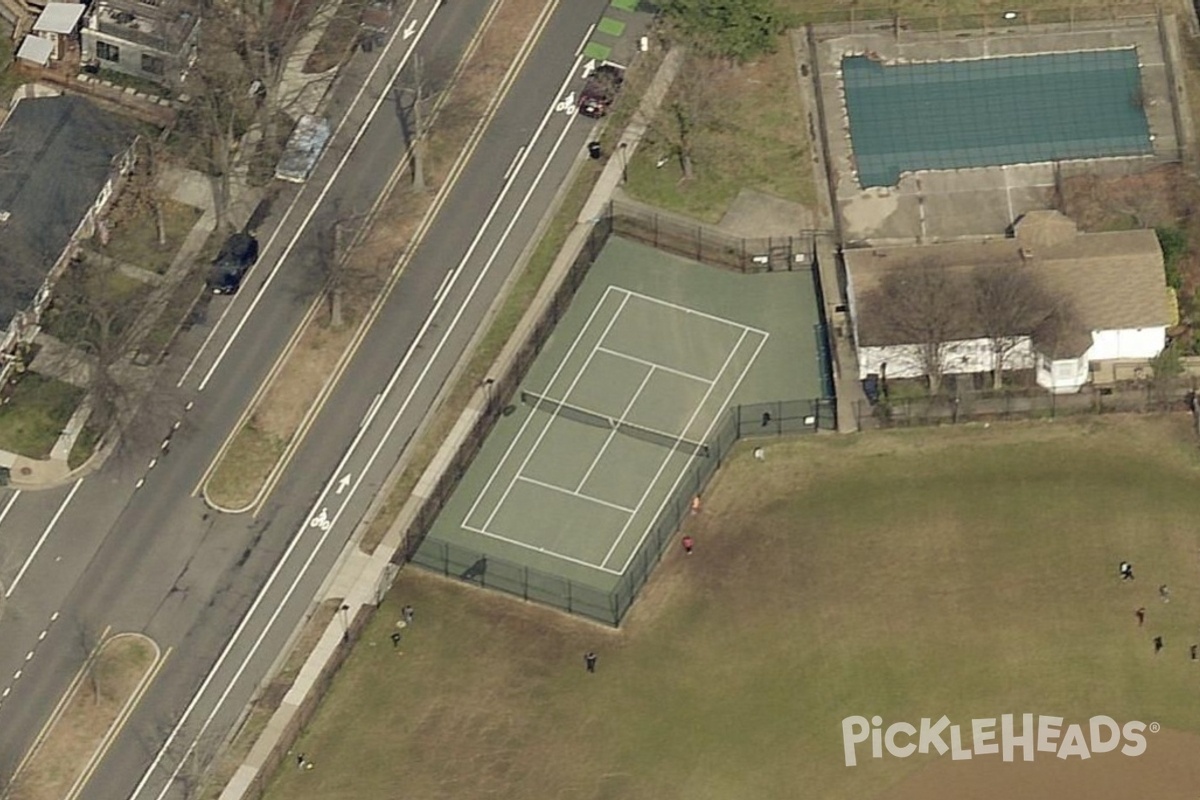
left=0, top=0, right=614, bottom=796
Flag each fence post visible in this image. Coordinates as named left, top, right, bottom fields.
left=523, top=567, right=529, bottom=601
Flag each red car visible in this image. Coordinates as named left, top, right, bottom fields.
left=578, top=63, right=625, bottom=118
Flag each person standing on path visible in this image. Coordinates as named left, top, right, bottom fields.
left=1136, top=607, right=1145, bottom=627
left=682, top=535, right=694, bottom=555
left=584, top=651, right=597, bottom=673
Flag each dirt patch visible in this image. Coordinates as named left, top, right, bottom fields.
left=1058, top=164, right=1183, bottom=233
left=10, top=634, right=158, bottom=800
left=719, top=187, right=816, bottom=237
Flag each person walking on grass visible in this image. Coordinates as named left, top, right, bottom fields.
left=584, top=651, right=597, bottom=673
left=1154, top=636, right=1164, bottom=655
left=1159, top=584, right=1171, bottom=604
left=1136, top=607, right=1145, bottom=627
left=1191, top=644, right=1198, bottom=662
left=682, top=535, right=694, bottom=555
left=402, top=605, right=415, bottom=625
left=1119, top=561, right=1134, bottom=581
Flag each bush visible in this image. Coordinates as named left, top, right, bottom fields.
left=1156, top=226, right=1187, bottom=291
left=660, top=0, right=793, bottom=63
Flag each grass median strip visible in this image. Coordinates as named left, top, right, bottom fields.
left=10, top=634, right=159, bottom=800
left=202, top=0, right=558, bottom=512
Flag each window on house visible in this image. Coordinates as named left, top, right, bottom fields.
left=139, top=0, right=160, bottom=6
left=142, top=53, right=164, bottom=75
left=96, top=41, right=119, bottom=62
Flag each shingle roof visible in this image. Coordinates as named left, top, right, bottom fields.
left=846, top=212, right=1171, bottom=348
left=0, top=95, right=138, bottom=331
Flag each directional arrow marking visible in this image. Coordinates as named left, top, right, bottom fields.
left=336, top=474, right=352, bottom=495
left=403, top=19, right=418, bottom=39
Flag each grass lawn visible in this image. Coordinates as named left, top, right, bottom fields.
left=626, top=44, right=815, bottom=223
left=100, top=199, right=203, bottom=274
left=265, top=415, right=1200, bottom=800
left=0, top=374, right=84, bottom=459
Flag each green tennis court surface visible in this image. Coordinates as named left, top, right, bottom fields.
left=461, top=285, right=766, bottom=574
left=842, top=48, right=1153, bottom=187
left=418, top=237, right=824, bottom=597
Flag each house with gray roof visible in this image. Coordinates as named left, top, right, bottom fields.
left=0, top=94, right=139, bottom=380
left=845, top=211, right=1174, bottom=394
left=81, top=0, right=199, bottom=87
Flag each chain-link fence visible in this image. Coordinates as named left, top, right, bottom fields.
left=609, top=200, right=818, bottom=274
left=394, top=218, right=614, bottom=564
left=396, top=207, right=834, bottom=625
left=409, top=398, right=833, bottom=626
left=804, top=3, right=1161, bottom=35
left=858, top=382, right=1195, bottom=428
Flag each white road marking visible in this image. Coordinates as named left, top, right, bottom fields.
left=135, top=17, right=585, bottom=800
left=0, top=491, right=21, bottom=530
left=176, top=0, right=432, bottom=391
left=4, top=480, right=82, bottom=599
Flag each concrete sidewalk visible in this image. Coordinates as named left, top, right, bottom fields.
left=2, top=165, right=261, bottom=491
left=217, top=44, right=687, bottom=800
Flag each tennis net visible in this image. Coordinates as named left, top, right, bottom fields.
left=520, top=390, right=710, bottom=457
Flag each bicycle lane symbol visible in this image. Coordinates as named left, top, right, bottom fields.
left=309, top=508, right=333, bottom=532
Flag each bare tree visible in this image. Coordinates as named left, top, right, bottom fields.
left=971, top=265, right=1054, bottom=389
left=42, top=256, right=139, bottom=437
left=644, top=52, right=723, bottom=181
left=859, top=265, right=969, bottom=394
left=172, top=0, right=350, bottom=231
left=107, top=136, right=170, bottom=249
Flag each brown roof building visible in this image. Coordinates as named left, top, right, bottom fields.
left=845, top=211, right=1172, bottom=392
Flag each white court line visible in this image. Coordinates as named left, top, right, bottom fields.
left=600, top=329, right=767, bottom=571
left=612, top=330, right=770, bottom=574
left=465, top=525, right=622, bottom=574
left=516, top=475, right=635, bottom=514
left=4, top=480, right=82, bottom=599
left=617, top=286, right=770, bottom=336
left=595, top=346, right=713, bottom=385
left=463, top=285, right=620, bottom=528
left=480, top=293, right=631, bottom=533
left=574, top=366, right=655, bottom=492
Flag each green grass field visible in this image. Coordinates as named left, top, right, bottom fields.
left=265, top=415, right=1200, bottom=800
left=0, top=374, right=84, bottom=459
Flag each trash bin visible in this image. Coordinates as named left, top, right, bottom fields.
left=587, top=141, right=603, bottom=160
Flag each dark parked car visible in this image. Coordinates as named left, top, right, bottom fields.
left=207, top=232, right=260, bottom=295
left=578, top=63, right=624, bottom=118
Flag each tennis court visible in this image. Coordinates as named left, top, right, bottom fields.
left=418, top=236, right=824, bottom=603
left=842, top=48, right=1154, bottom=187
left=462, top=285, right=766, bottom=574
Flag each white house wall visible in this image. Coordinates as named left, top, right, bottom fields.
left=857, top=337, right=1035, bottom=380
left=1087, top=327, right=1165, bottom=361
